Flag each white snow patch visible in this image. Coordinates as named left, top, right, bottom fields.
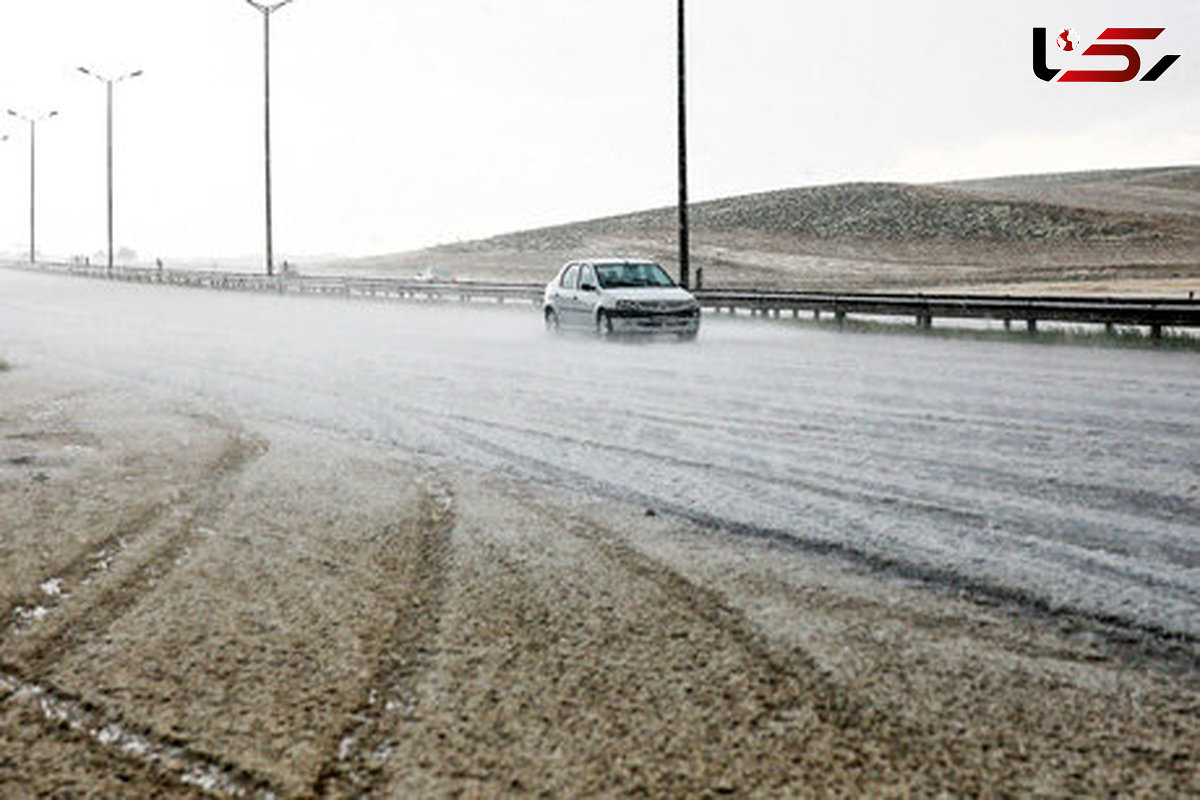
left=15, top=606, right=49, bottom=623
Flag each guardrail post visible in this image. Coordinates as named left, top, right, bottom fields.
left=1026, top=318, right=1038, bottom=334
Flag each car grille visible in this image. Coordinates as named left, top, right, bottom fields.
left=629, top=300, right=695, bottom=313
left=611, top=305, right=699, bottom=319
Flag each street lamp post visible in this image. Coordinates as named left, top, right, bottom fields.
left=6, top=110, right=58, bottom=264
left=78, top=67, right=143, bottom=276
left=677, top=0, right=690, bottom=290
left=244, top=0, right=297, bottom=277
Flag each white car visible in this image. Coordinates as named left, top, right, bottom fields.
left=543, top=259, right=701, bottom=340
left=414, top=266, right=455, bottom=282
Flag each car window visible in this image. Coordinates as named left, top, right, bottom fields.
left=579, top=265, right=596, bottom=288
left=595, top=262, right=675, bottom=289
left=560, top=264, right=579, bottom=289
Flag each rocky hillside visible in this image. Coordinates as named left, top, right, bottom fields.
left=459, top=180, right=1167, bottom=247
left=332, top=166, right=1200, bottom=292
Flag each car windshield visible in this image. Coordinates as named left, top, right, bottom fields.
left=594, top=263, right=676, bottom=289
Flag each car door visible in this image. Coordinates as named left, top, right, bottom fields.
left=556, top=263, right=581, bottom=326
left=577, top=264, right=600, bottom=325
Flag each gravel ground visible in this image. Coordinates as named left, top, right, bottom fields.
left=2, top=363, right=1197, bottom=797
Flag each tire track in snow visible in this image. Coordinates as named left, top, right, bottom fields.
left=312, top=476, right=455, bottom=797
left=2, top=429, right=266, bottom=676
left=0, top=667, right=282, bottom=798
left=425, top=416, right=1200, bottom=668
left=0, top=426, right=276, bottom=798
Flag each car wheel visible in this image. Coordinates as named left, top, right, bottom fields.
left=544, top=307, right=560, bottom=333
left=596, top=310, right=614, bottom=338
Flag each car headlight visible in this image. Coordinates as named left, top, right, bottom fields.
left=615, top=299, right=637, bottom=310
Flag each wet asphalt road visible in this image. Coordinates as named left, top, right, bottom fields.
left=2, top=268, right=1197, bottom=642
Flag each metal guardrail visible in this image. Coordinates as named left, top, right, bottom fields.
left=12, top=261, right=546, bottom=305
left=7, top=260, right=1198, bottom=338
left=695, top=290, right=1200, bottom=337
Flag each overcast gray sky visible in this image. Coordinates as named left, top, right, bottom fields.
left=0, top=0, right=1195, bottom=262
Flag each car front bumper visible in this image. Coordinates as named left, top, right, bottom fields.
left=607, top=308, right=700, bottom=335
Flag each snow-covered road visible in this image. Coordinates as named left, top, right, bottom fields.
left=2, top=268, right=1197, bottom=640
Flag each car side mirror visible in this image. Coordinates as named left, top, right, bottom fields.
left=580, top=283, right=597, bottom=292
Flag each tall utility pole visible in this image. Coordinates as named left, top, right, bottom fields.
left=6, top=110, right=58, bottom=264
left=244, top=0, right=297, bottom=277
left=78, top=67, right=144, bottom=276
left=677, top=0, right=690, bottom=290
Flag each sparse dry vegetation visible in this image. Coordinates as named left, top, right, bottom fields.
left=315, top=166, right=1200, bottom=294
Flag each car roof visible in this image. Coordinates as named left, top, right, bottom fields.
left=556, top=258, right=664, bottom=277
left=578, top=258, right=660, bottom=266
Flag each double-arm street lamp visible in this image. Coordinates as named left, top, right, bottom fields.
left=78, top=67, right=143, bottom=275
left=244, top=0, right=297, bottom=277
left=6, top=109, right=58, bottom=264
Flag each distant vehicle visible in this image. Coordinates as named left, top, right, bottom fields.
left=414, top=266, right=455, bottom=282
left=543, top=259, right=700, bottom=340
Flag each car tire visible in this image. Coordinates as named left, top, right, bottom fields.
left=544, top=307, right=560, bottom=333
left=596, top=310, right=614, bottom=338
